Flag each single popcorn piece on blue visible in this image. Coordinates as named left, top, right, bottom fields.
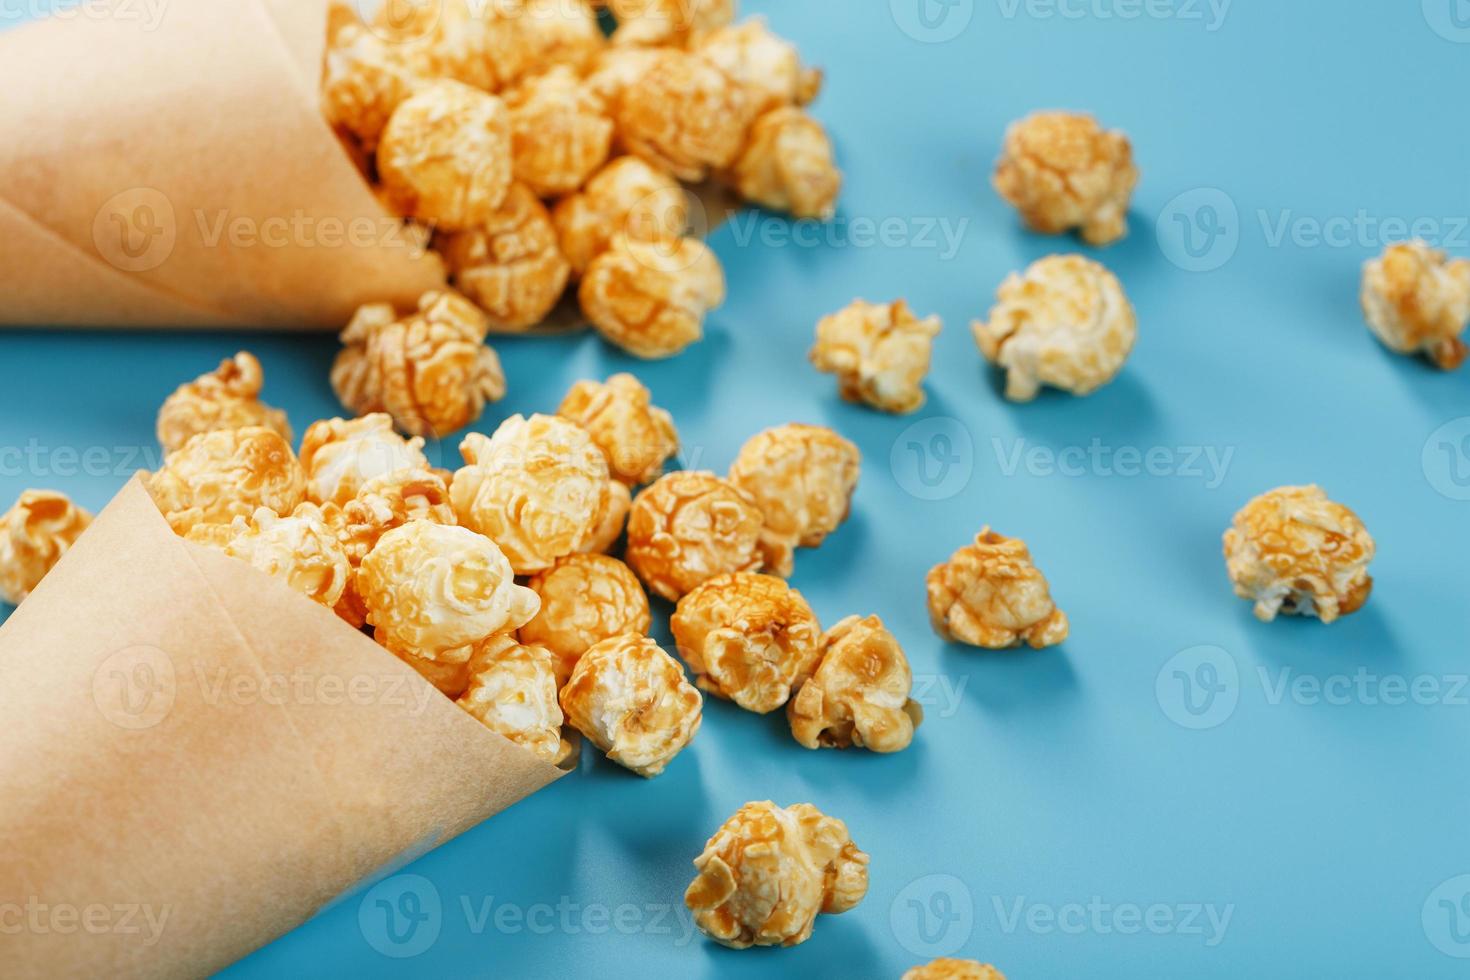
left=927, top=528, right=1069, bottom=649
left=810, top=299, right=942, bottom=414
left=1361, top=240, right=1470, bottom=370
left=993, top=110, right=1138, bottom=246
left=0, top=490, right=92, bottom=606
left=787, top=614, right=922, bottom=753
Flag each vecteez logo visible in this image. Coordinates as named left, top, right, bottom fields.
left=1156, top=188, right=1240, bottom=272
left=1423, top=875, right=1470, bottom=958
left=890, top=874, right=975, bottom=958
left=359, top=874, right=443, bottom=958
left=891, top=0, right=976, bottom=42
left=1155, top=645, right=1239, bottom=730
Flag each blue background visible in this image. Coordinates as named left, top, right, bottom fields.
left=4, top=1, right=1470, bottom=977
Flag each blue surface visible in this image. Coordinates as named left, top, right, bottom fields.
left=4, top=1, right=1470, bottom=977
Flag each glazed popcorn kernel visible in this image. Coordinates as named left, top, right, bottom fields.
left=551, top=156, right=689, bottom=279
left=520, top=553, right=652, bottom=685
left=146, top=426, right=307, bottom=537
left=503, top=65, right=614, bottom=197
left=156, top=351, right=292, bottom=455
left=727, top=423, right=859, bottom=578
left=321, top=9, right=424, bottom=152
left=559, top=633, right=702, bottom=777
left=393, top=644, right=472, bottom=699
left=557, top=373, right=679, bottom=486
left=458, top=634, right=572, bottom=765
left=331, top=290, right=507, bottom=438
left=725, top=106, right=841, bottom=221
left=903, top=960, right=1008, bottom=980
left=582, top=477, right=632, bottom=556
left=437, top=183, right=571, bottom=332
left=615, top=48, right=754, bottom=182
left=788, top=614, right=922, bottom=753
left=374, top=0, right=520, bottom=93
left=583, top=46, right=665, bottom=114
left=625, top=471, right=764, bottom=602
left=685, top=801, right=869, bottom=950
left=450, top=414, right=611, bottom=574
left=377, top=80, right=513, bottom=231
left=696, top=18, right=822, bottom=114
left=512, top=0, right=607, bottom=79
left=194, top=504, right=352, bottom=609
left=973, top=254, right=1137, bottom=402
left=670, top=572, right=822, bottom=714
left=609, top=0, right=734, bottom=47
left=1361, top=240, right=1470, bottom=370
left=1223, top=485, right=1375, bottom=624
left=926, top=528, right=1069, bottom=650
left=810, top=299, right=942, bottom=415
left=359, top=520, right=539, bottom=661
left=299, top=413, right=429, bottom=508
left=993, top=110, right=1138, bottom=246
left=579, top=235, right=727, bottom=359
left=0, top=490, right=92, bottom=605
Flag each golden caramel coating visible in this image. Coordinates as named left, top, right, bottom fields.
left=332, top=291, right=507, bottom=438
left=810, top=299, right=941, bottom=414
left=685, top=800, right=869, bottom=949
left=520, top=553, right=652, bottom=684
left=926, top=528, right=1069, bottom=649
left=156, top=352, right=292, bottom=455
left=903, top=960, right=1008, bottom=980
left=0, top=490, right=92, bottom=605
left=788, top=615, right=921, bottom=753
left=581, top=477, right=632, bottom=556
left=512, top=0, right=606, bottom=78
left=609, top=0, right=734, bottom=47
left=322, top=10, right=424, bottom=152
left=559, top=633, right=702, bottom=776
left=552, top=156, right=689, bottom=279
left=373, top=0, right=520, bottom=92
left=615, top=48, right=754, bottom=182
left=393, top=645, right=472, bottom=700
left=358, top=520, right=539, bottom=661
left=580, top=234, right=726, bottom=358
left=625, top=471, right=764, bottom=601
left=696, top=18, right=821, bottom=113
left=1223, top=485, right=1375, bottom=624
left=725, top=106, right=841, bottom=221
left=458, top=634, right=572, bottom=764
left=193, top=504, right=352, bottom=609
left=671, top=573, right=821, bottom=713
left=377, top=80, right=513, bottom=231
left=584, top=46, right=665, bottom=113
left=437, top=184, right=571, bottom=332
left=299, top=414, right=429, bottom=508
left=503, top=66, right=614, bottom=197
left=1361, top=240, right=1470, bottom=370
left=450, top=414, right=611, bottom=574
left=993, top=111, right=1138, bottom=246
left=558, top=373, right=679, bottom=486
left=727, top=423, right=859, bottom=578
left=146, top=427, right=306, bottom=537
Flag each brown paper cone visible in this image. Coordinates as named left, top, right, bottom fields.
left=0, top=477, right=567, bottom=979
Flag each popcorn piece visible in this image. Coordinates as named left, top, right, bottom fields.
left=609, top=0, right=734, bottom=47
left=458, top=634, right=572, bottom=764
left=787, top=615, right=921, bottom=753
left=625, top=471, right=764, bottom=601
left=557, top=373, right=679, bottom=486
left=671, top=573, right=821, bottom=713
left=552, top=156, right=689, bottom=279
left=584, top=46, right=666, bottom=113
left=725, top=106, right=841, bottom=221
left=581, top=477, right=631, bottom=555
left=1223, top=485, right=1375, bottom=624
left=146, top=427, right=306, bottom=536
left=1360, top=240, right=1470, bottom=369
left=903, top=960, right=1008, bottom=980
left=926, top=528, right=1069, bottom=649
left=156, top=352, right=292, bottom=455
left=580, top=234, right=726, bottom=358
left=437, top=184, right=571, bottom=332
left=504, top=66, right=614, bottom=197
left=512, top=0, right=606, bottom=79
left=972, top=254, right=1136, bottom=402
left=696, top=18, right=821, bottom=114
left=810, top=299, right=941, bottom=414
left=377, top=80, right=512, bottom=231
left=727, top=423, right=859, bottom=577
left=993, top=111, right=1138, bottom=246
left=615, top=49, right=754, bottom=182
left=195, top=504, right=352, bottom=609
left=393, top=646, right=472, bottom=699
left=299, top=414, right=429, bottom=507
left=685, top=800, right=869, bottom=949
left=559, top=633, right=702, bottom=776
left=332, top=290, right=506, bottom=437
left=0, top=490, right=92, bottom=605
left=321, top=9, right=424, bottom=152
left=373, top=0, right=519, bottom=92
left=519, top=553, right=651, bottom=685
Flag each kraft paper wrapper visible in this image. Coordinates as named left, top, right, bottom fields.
left=0, top=477, right=569, bottom=979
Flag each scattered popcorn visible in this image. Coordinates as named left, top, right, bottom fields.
left=993, top=111, right=1138, bottom=246
left=156, top=352, right=291, bottom=455
left=787, top=615, right=921, bottom=753
left=615, top=48, right=754, bottom=182
left=557, top=373, right=679, bottom=485
left=321, top=9, right=423, bottom=152
left=696, top=18, right=821, bottom=114
left=608, top=0, right=735, bottom=47
left=582, top=477, right=632, bottom=555
left=579, top=234, right=726, bottom=358
left=458, top=633, right=572, bottom=765
left=1223, top=485, right=1375, bottom=624
left=810, top=299, right=941, bottom=414
left=146, top=426, right=306, bottom=536
left=504, top=65, right=614, bottom=197
left=685, top=800, right=868, bottom=949
left=903, top=960, right=1008, bottom=980
left=559, top=633, right=702, bottom=776
left=192, top=504, right=352, bottom=609
left=725, top=106, right=840, bottom=221
left=1361, top=240, right=1470, bottom=369
left=0, top=490, right=92, bottom=605
left=926, top=528, right=1069, bottom=649
left=299, top=414, right=428, bottom=507
left=626, top=471, right=764, bottom=601
left=551, top=156, right=689, bottom=279
left=520, top=553, right=652, bottom=684
left=972, top=254, right=1136, bottom=402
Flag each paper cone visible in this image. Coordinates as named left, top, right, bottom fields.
left=0, top=477, right=567, bottom=979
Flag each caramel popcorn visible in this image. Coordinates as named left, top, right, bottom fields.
left=1223, top=485, right=1375, bottom=624
left=146, top=427, right=306, bottom=536
left=810, top=299, right=941, bottom=414
left=503, top=65, right=614, bottom=197
left=903, top=960, right=1008, bottom=980
left=512, top=0, right=606, bottom=78
left=696, top=18, right=821, bottom=114
left=393, top=645, right=472, bottom=699
left=582, top=477, right=631, bottom=555
left=926, top=528, right=1069, bottom=649
left=551, top=156, right=689, bottom=279
left=559, top=633, right=702, bottom=776
left=194, top=504, right=352, bottom=609
left=299, top=414, right=429, bottom=507
left=583, top=46, right=665, bottom=112
left=725, top=106, right=841, bottom=221
left=373, top=0, right=518, bottom=92
left=332, top=290, right=507, bottom=438
left=156, top=352, right=292, bottom=455
left=519, top=553, right=652, bottom=684
left=973, top=254, right=1136, bottom=402
left=993, top=111, right=1138, bottom=246
left=458, top=634, right=572, bottom=764
left=788, top=615, right=922, bottom=753
left=671, top=573, right=821, bottom=713
left=685, top=800, right=869, bottom=949
left=437, top=183, right=571, bottom=332
left=557, top=373, right=679, bottom=486
left=608, top=0, right=734, bottom=47
left=1361, top=240, right=1470, bottom=370
left=0, top=490, right=92, bottom=605
left=727, top=423, right=859, bottom=577
left=321, top=9, right=423, bottom=152
left=625, top=471, right=764, bottom=601
left=579, top=234, right=726, bottom=358
left=450, top=414, right=611, bottom=574
left=615, top=48, right=754, bottom=182
left=377, top=80, right=513, bottom=231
